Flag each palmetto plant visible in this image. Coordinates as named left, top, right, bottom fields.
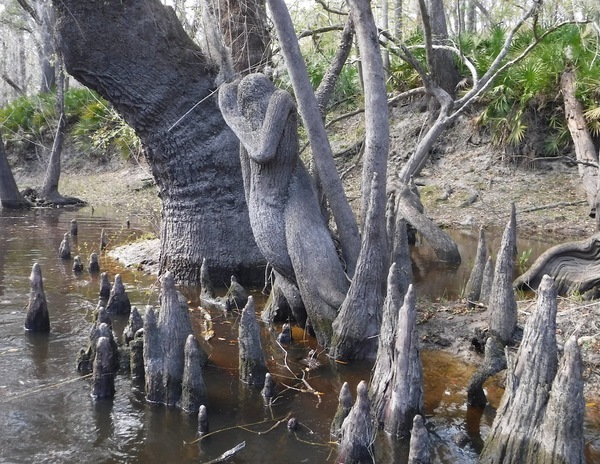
left=468, top=23, right=600, bottom=154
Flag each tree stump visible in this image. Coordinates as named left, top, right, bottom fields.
left=91, top=336, right=115, bottom=399
left=408, top=415, right=430, bottom=464
left=77, top=321, right=118, bottom=374
left=514, top=232, right=600, bottom=296
left=105, top=274, right=131, bottom=316
left=464, top=226, right=487, bottom=307
left=72, top=255, right=84, bottom=273
left=99, top=272, right=111, bottom=301
left=58, top=232, right=71, bottom=260
left=88, top=252, right=100, bottom=274
left=225, top=275, right=248, bottom=311
left=238, top=296, right=268, bottom=387
left=330, top=174, right=386, bottom=361
left=331, top=381, right=353, bottom=439
left=70, top=218, right=78, bottom=236
left=24, top=263, right=50, bottom=332
left=180, top=334, right=207, bottom=414
left=337, top=380, right=374, bottom=464
left=479, top=275, right=585, bottom=464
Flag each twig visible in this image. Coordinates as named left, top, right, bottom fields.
left=0, top=374, right=93, bottom=402
left=518, top=200, right=587, bottom=214
left=187, top=414, right=291, bottom=445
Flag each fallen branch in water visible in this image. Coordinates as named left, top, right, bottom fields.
left=201, top=441, right=246, bottom=464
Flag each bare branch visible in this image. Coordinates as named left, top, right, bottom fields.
left=314, top=0, right=348, bottom=16
left=297, top=25, right=344, bottom=40
left=15, top=0, right=41, bottom=25
left=1, top=74, right=26, bottom=95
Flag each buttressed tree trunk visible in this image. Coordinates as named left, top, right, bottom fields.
left=0, top=131, right=30, bottom=208
left=51, top=0, right=262, bottom=285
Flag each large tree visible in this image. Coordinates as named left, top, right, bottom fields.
left=51, top=0, right=263, bottom=285
left=0, top=130, right=30, bottom=208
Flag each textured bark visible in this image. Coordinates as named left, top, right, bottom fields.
left=77, top=321, right=119, bottom=374
left=266, top=0, right=361, bottom=274
left=408, top=415, right=430, bottom=464
left=123, top=306, right=144, bottom=346
left=200, top=258, right=215, bottom=299
left=514, top=232, right=600, bottom=296
left=51, top=0, right=262, bottom=285
left=238, top=296, right=268, bottom=387
left=347, top=0, right=389, bottom=228
left=385, top=285, right=424, bottom=437
left=488, top=205, right=517, bottom=344
left=561, top=68, right=598, bottom=214
left=479, top=276, right=585, bottom=464
left=0, top=131, right=30, bottom=208
left=91, top=336, right=115, bottom=399
left=261, top=272, right=307, bottom=326
left=465, top=226, right=487, bottom=306
left=180, top=334, right=207, bottom=414
left=337, top=381, right=374, bottom=464
left=129, top=332, right=145, bottom=382
left=24, top=263, right=50, bottom=332
left=213, top=0, right=271, bottom=75
left=330, top=174, right=385, bottom=360
left=390, top=217, right=413, bottom=299
left=480, top=256, right=494, bottom=304
left=105, top=274, right=131, bottom=316
left=369, top=263, right=403, bottom=426
left=219, top=74, right=348, bottom=347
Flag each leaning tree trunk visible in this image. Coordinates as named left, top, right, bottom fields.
left=0, top=131, right=30, bottom=208
left=52, top=0, right=263, bottom=285
left=561, top=67, right=598, bottom=216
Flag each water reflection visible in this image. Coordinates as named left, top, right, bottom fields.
left=0, top=208, right=597, bottom=463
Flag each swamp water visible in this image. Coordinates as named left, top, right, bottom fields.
left=0, top=207, right=598, bottom=463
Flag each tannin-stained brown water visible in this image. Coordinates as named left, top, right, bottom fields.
left=0, top=207, right=598, bottom=463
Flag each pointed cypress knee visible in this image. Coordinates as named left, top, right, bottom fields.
left=337, top=381, right=374, bottom=464
left=479, top=275, right=565, bottom=464
left=331, top=381, right=353, bottom=439
left=91, top=336, right=115, bottom=399
left=100, top=228, right=107, bottom=251
left=370, top=263, right=402, bottom=426
left=198, top=405, right=209, bottom=437
left=469, top=207, right=517, bottom=407
left=261, top=372, right=276, bottom=404
left=72, top=255, right=84, bottom=273
left=99, top=272, right=111, bottom=301
left=158, top=271, right=194, bottom=406
left=106, top=274, right=131, bottom=316
left=58, top=233, right=71, bottom=260
left=330, top=174, right=386, bottom=361
left=130, top=330, right=145, bottom=382
left=464, top=226, right=487, bottom=307
left=180, top=335, right=207, bottom=414
left=70, top=219, right=78, bottom=236
left=123, top=306, right=143, bottom=345
left=488, top=204, right=517, bottom=344
left=225, top=275, right=248, bottom=311
left=391, top=217, right=413, bottom=300
left=88, top=252, right=100, bottom=274
left=408, top=415, right=430, bottom=464
left=25, top=263, right=50, bottom=332
left=479, top=256, right=494, bottom=305
left=238, top=296, right=268, bottom=387
left=385, top=284, right=423, bottom=438
left=200, top=258, right=215, bottom=299
left=143, top=307, right=164, bottom=403
left=276, top=322, right=293, bottom=344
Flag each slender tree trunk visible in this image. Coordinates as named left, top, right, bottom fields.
left=52, top=0, right=263, bottom=285
left=394, top=0, right=403, bottom=40
left=0, top=132, right=30, bottom=209
left=561, top=67, right=598, bottom=216
left=40, top=55, right=65, bottom=201
left=35, top=0, right=56, bottom=93
left=380, top=0, right=390, bottom=72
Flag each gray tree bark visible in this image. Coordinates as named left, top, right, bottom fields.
left=464, top=226, right=487, bottom=306
left=337, top=380, right=374, bottom=464
left=0, top=131, right=30, bottom=209
left=51, top=0, right=263, bottom=285
left=238, top=296, right=268, bottom=387
left=479, top=276, right=585, bottom=464
left=24, top=263, right=50, bottom=332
